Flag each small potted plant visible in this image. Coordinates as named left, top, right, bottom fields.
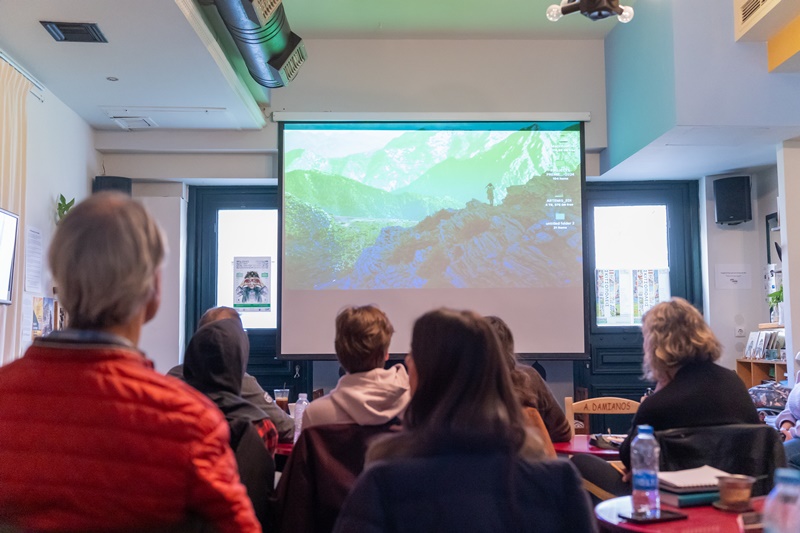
left=56, top=194, right=75, bottom=225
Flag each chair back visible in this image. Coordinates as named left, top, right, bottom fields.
left=275, top=421, right=399, bottom=533
left=230, top=419, right=275, bottom=530
left=655, top=424, right=786, bottom=496
left=564, top=396, right=640, bottom=438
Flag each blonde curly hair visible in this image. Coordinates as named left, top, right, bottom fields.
left=641, top=297, right=721, bottom=384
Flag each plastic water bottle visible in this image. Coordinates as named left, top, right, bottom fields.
left=631, top=424, right=660, bottom=518
left=293, top=393, right=309, bottom=443
left=764, top=468, right=800, bottom=533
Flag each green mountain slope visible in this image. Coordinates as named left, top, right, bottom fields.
left=285, top=169, right=461, bottom=220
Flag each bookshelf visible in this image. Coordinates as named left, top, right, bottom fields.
left=736, top=323, right=787, bottom=388
left=736, top=358, right=788, bottom=388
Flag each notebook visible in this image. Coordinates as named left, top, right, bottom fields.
left=658, top=465, right=730, bottom=494
left=659, top=489, right=719, bottom=507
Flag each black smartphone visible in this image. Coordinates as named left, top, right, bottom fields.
left=618, top=510, right=688, bottom=524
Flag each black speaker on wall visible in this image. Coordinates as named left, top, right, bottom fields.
left=713, top=176, right=751, bottom=225
left=92, top=176, right=132, bottom=195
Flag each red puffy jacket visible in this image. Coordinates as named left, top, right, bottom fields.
left=0, top=338, right=261, bottom=533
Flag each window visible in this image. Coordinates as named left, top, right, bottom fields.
left=216, top=209, right=278, bottom=330
left=593, top=205, right=671, bottom=327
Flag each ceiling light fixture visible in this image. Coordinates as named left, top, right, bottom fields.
left=546, top=0, right=634, bottom=23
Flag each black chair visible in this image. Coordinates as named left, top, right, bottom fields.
left=230, top=419, right=276, bottom=530
left=655, top=424, right=786, bottom=496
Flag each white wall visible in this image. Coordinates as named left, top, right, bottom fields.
left=20, top=88, right=99, bottom=354
left=672, top=0, right=800, bottom=130
left=133, top=183, right=188, bottom=372
left=701, top=171, right=775, bottom=371
left=777, top=141, right=800, bottom=386
left=271, top=39, right=608, bottom=151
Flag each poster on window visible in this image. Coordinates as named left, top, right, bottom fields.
left=596, top=268, right=669, bottom=326
left=596, top=269, right=632, bottom=326
left=632, top=269, right=670, bottom=323
left=233, top=257, right=271, bottom=312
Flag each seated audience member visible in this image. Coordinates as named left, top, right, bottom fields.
left=0, top=193, right=259, bottom=532
left=572, top=297, right=760, bottom=498
left=776, top=378, right=800, bottom=470
left=301, top=305, right=410, bottom=428
left=182, top=307, right=278, bottom=527
left=170, top=368, right=293, bottom=443
left=334, top=309, right=597, bottom=533
left=485, top=315, right=571, bottom=445
left=276, top=305, right=408, bottom=533
left=167, top=306, right=294, bottom=444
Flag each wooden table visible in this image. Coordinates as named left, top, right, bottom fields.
left=595, top=495, right=764, bottom=532
left=553, top=434, right=620, bottom=460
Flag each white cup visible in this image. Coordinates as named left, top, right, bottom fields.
left=288, top=402, right=296, bottom=418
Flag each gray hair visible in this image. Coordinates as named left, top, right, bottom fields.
left=49, top=192, right=166, bottom=329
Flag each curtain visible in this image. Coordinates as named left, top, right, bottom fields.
left=0, top=59, right=32, bottom=365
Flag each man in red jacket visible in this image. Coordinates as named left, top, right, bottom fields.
left=0, top=192, right=261, bottom=532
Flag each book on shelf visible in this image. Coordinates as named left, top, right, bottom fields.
left=754, top=331, right=768, bottom=359
left=658, top=465, right=730, bottom=493
left=659, top=489, right=719, bottom=508
left=744, top=332, right=759, bottom=358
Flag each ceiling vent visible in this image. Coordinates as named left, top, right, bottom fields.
left=734, top=0, right=800, bottom=41
left=40, top=21, right=108, bottom=43
left=111, top=117, right=158, bottom=130
left=740, top=0, right=767, bottom=24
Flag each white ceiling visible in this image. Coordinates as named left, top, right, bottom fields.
left=0, top=0, right=796, bottom=180
left=0, top=0, right=619, bottom=133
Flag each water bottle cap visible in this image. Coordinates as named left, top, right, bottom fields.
left=637, top=424, right=654, bottom=435
left=298, top=393, right=308, bottom=400
left=774, top=468, right=800, bottom=485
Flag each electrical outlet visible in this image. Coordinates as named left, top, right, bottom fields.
left=734, top=326, right=746, bottom=338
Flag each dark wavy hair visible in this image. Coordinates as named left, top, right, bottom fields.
left=484, top=315, right=538, bottom=409
left=368, top=308, right=542, bottom=461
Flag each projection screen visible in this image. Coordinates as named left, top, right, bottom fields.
left=278, top=116, right=587, bottom=359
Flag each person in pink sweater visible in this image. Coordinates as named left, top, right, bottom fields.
left=302, top=305, right=410, bottom=428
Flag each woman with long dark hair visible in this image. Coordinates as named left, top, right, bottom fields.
left=485, top=316, right=572, bottom=448
left=334, top=308, right=596, bottom=533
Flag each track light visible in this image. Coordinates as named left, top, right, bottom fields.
left=546, top=0, right=634, bottom=23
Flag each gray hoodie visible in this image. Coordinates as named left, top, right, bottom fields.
left=302, top=364, right=410, bottom=428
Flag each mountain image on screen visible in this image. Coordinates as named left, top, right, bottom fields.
left=284, top=125, right=581, bottom=290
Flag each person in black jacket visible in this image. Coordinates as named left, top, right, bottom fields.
left=334, top=308, right=597, bottom=533
left=573, top=297, right=760, bottom=499
left=167, top=306, right=295, bottom=443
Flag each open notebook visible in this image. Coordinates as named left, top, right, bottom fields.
left=658, top=465, right=730, bottom=494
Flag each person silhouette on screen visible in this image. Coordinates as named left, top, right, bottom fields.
left=486, top=183, right=495, bottom=206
